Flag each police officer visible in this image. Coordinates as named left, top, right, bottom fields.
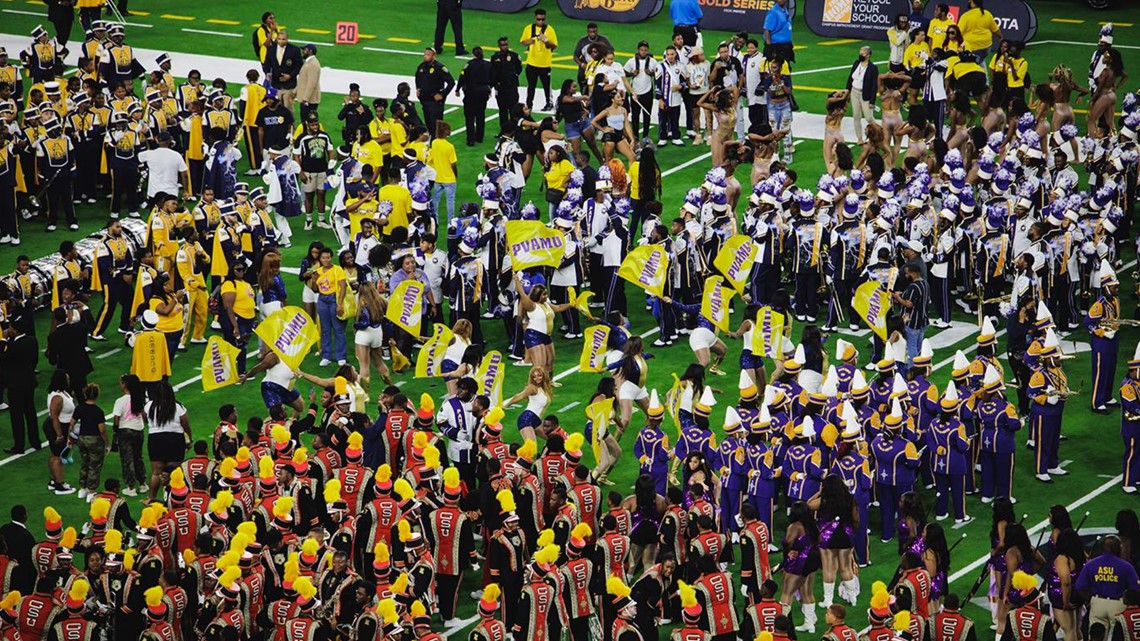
left=490, top=37, right=522, bottom=133
left=434, top=0, right=466, bottom=57
left=414, top=47, right=455, bottom=139
left=456, top=47, right=493, bottom=147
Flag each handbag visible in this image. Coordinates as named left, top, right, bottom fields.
left=338, top=289, right=359, bottom=321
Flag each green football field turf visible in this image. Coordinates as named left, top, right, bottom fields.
left=2, top=0, right=1140, bottom=637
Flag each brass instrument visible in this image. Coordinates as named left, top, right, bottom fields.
left=979, top=294, right=1011, bottom=305
left=1103, top=318, right=1140, bottom=328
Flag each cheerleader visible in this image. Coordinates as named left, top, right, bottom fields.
left=987, top=498, right=1017, bottom=629
left=660, top=294, right=729, bottom=375
left=609, top=335, right=652, bottom=435
left=505, top=366, right=552, bottom=442
left=353, top=282, right=391, bottom=388
left=782, top=501, right=822, bottom=633
left=257, top=251, right=287, bottom=317
left=1045, top=528, right=1085, bottom=641
left=725, top=303, right=768, bottom=392
left=240, top=343, right=304, bottom=415
left=996, top=522, right=1044, bottom=635
left=439, top=319, right=473, bottom=397
left=920, top=522, right=951, bottom=612
left=586, top=377, right=622, bottom=485
left=810, top=475, right=857, bottom=610
left=513, top=273, right=573, bottom=380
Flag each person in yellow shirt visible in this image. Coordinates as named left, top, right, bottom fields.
left=542, top=146, right=574, bottom=218
left=352, top=128, right=385, bottom=184
left=130, top=310, right=172, bottom=385
left=147, top=193, right=180, bottom=273
left=378, top=172, right=413, bottom=237
left=146, top=273, right=184, bottom=362
left=429, top=122, right=458, bottom=221
left=903, top=29, right=932, bottom=106
left=520, top=8, right=558, bottom=111
left=252, top=12, right=278, bottom=64
left=312, top=246, right=348, bottom=366
left=958, top=0, right=1003, bottom=61
left=344, top=181, right=387, bottom=237
left=239, top=69, right=267, bottom=162
left=175, top=227, right=209, bottom=348
left=1004, top=41, right=1029, bottom=103
left=926, top=4, right=955, bottom=49
left=220, top=263, right=257, bottom=374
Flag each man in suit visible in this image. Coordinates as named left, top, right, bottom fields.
left=0, top=322, right=39, bottom=454
left=0, top=505, right=36, bottom=593
left=262, top=29, right=304, bottom=110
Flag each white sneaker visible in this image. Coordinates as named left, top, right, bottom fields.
left=1048, top=467, right=1068, bottom=476
left=77, top=488, right=88, bottom=499
left=319, top=358, right=331, bottom=366
left=210, top=320, right=222, bottom=330
left=8, top=237, right=18, bottom=246
left=46, top=224, right=57, bottom=231
left=1125, top=486, right=1138, bottom=494
left=337, top=359, right=347, bottom=366
left=1035, top=473, right=1053, bottom=483
left=469, top=589, right=483, bottom=600
left=121, top=487, right=137, bottom=497
left=672, top=139, right=684, bottom=146
left=0, top=236, right=10, bottom=244
left=190, top=338, right=207, bottom=344
left=69, top=223, right=79, bottom=231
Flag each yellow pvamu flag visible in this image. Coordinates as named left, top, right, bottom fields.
left=713, top=235, right=757, bottom=294
left=415, top=323, right=454, bottom=378
left=579, top=325, right=611, bottom=373
left=477, top=351, right=505, bottom=406
left=254, top=306, right=320, bottom=370
left=618, top=244, right=669, bottom=297
left=699, top=276, right=734, bottom=332
left=505, top=221, right=566, bottom=270
left=386, top=279, right=425, bottom=337
left=853, top=280, right=890, bottom=340
left=201, top=335, right=242, bottom=392
left=585, top=397, right=615, bottom=462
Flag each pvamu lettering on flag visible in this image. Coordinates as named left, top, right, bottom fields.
left=750, top=306, right=785, bottom=359
left=386, top=279, right=425, bottom=337
left=664, top=373, right=683, bottom=439
left=579, top=325, right=611, bottom=373
left=254, top=306, right=320, bottom=370
left=505, top=221, right=566, bottom=270
left=713, top=235, right=758, bottom=294
left=477, top=350, right=505, bottom=406
left=700, top=276, right=735, bottom=332
left=585, top=396, right=614, bottom=462
left=415, top=323, right=455, bottom=378
left=853, top=280, right=890, bottom=340
left=618, top=244, right=669, bottom=297
left=201, top=335, right=242, bottom=392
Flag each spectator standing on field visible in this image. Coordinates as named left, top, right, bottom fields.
left=670, top=0, right=702, bottom=47
left=624, top=41, right=659, bottom=141
left=434, top=0, right=467, bottom=57
left=520, top=8, right=558, bottom=112
left=73, top=383, right=109, bottom=500
left=429, top=121, right=458, bottom=220
left=958, top=0, right=1003, bottom=62
left=252, top=11, right=278, bottom=63
left=415, top=47, right=455, bottom=140
left=262, top=29, right=303, bottom=110
left=887, top=14, right=912, bottom=73
left=294, top=112, right=334, bottom=230
left=846, top=46, right=879, bottom=144
left=296, top=43, right=322, bottom=123
left=763, top=0, right=795, bottom=64
left=573, top=23, right=612, bottom=90
left=111, top=374, right=148, bottom=497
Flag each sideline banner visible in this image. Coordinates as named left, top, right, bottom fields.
left=466, top=0, right=540, bottom=13
left=698, top=0, right=791, bottom=34
left=556, top=0, right=664, bottom=24
left=922, top=0, right=1037, bottom=43
left=803, top=0, right=910, bottom=40
left=852, top=280, right=890, bottom=340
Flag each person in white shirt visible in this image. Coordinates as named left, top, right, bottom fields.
left=656, top=45, right=686, bottom=146
left=886, top=15, right=912, bottom=72
left=624, top=41, right=660, bottom=141
left=139, top=133, right=190, bottom=200
left=595, top=49, right=627, bottom=96
left=436, top=377, right=477, bottom=485
left=743, top=39, right=767, bottom=134
left=111, top=374, right=148, bottom=496
left=416, top=231, right=449, bottom=324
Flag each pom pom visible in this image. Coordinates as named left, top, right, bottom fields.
left=607, top=575, right=631, bottom=598
left=393, top=478, right=414, bottom=501
left=145, top=585, right=163, bottom=608
left=497, top=489, right=516, bottom=514
left=104, top=529, right=123, bottom=555
left=324, top=479, right=342, bottom=504
left=443, top=467, right=461, bottom=491
left=894, top=611, right=912, bottom=632
left=70, top=578, right=91, bottom=604
left=678, top=581, right=697, bottom=609
left=376, top=464, right=392, bottom=483
left=60, top=527, right=77, bottom=550
left=273, top=496, right=295, bottom=519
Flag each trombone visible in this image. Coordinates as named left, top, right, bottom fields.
left=1103, top=318, right=1140, bottom=328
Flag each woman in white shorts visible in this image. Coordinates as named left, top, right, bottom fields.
left=662, top=295, right=729, bottom=375
left=505, top=366, right=552, bottom=442
left=352, top=282, right=391, bottom=388
left=440, top=319, right=474, bottom=397
left=608, top=335, right=651, bottom=435
left=241, top=343, right=304, bottom=415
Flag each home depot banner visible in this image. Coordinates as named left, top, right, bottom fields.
left=804, top=0, right=910, bottom=40
left=698, top=0, right=785, bottom=33
left=466, top=0, right=540, bottom=13
left=922, top=0, right=1037, bottom=42
left=557, top=0, right=664, bottom=23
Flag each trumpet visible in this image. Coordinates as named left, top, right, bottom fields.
left=979, top=294, right=1011, bottom=305
left=1103, top=318, right=1140, bottom=328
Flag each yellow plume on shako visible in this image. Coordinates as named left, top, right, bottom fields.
left=324, top=479, right=342, bottom=504
left=138, top=506, right=158, bottom=530
left=258, top=455, right=275, bottom=481
left=145, top=585, right=163, bottom=608
left=169, top=466, right=186, bottom=490
left=218, top=566, right=241, bottom=589
left=59, top=527, right=77, bottom=550
left=517, top=438, right=537, bottom=460
left=377, top=598, right=398, bottom=625
left=412, top=431, right=428, bottom=450
left=1012, top=571, right=1037, bottom=592
left=271, top=424, right=290, bottom=446
left=301, top=537, right=320, bottom=560
left=496, top=489, right=516, bottom=514
left=273, top=496, right=295, bottom=520
left=103, top=529, right=123, bottom=555
left=69, top=578, right=90, bottom=603
left=0, top=592, right=21, bottom=611
left=284, top=552, right=300, bottom=583
left=423, top=444, right=440, bottom=469
left=375, top=464, right=392, bottom=483
left=483, top=583, right=501, bottom=603
left=235, top=446, right=250, bottom=464
left=393, top=478, right=414, bottom=501
left=237, top=521, right=257, bottom=539
left=606, top=575, right=631, bottom=598
left=534, top=544, right=560, bottom=566
left=485, top=406, right=505, bottom=426
left=123, top=549, right=137, bottom=571
left=219, top=457, right=238, bottom=479
left=347, top=431, right=363, bottom=451
left=536, top=529, right=555, bottom=548
left=419, top=393, right=434, bottom=414
left=565, top=432, right=584, bottom=455
left=89, top=498, right=110, bottom=522
left=894, top=611, right=912, bottom=632
left=294, top=576, right=317, bottom=600
left=334, top=376, right=348, bottom=395
left=397, top=519, right=413, bottom=542
left=411, top=600, right=427, bottom=618
left=678, top=581, right=697, bottom=609
left=757, top=632, right=774, bottom=641
left=571, top=522, right=592, bottom=542
left=443, top=467, right=461, bottom=491
left=373, top=541, right=390, bottom=564
left=391, top=572, right=409, bottom=594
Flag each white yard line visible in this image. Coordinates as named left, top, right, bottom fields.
left=558, top=401, right=581, bottom=412
left=95, top=347, right=122, bottom=360
left=182, top=28, right=241, bottom=38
